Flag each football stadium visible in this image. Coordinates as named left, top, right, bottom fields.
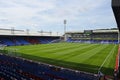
left=0, top=0, right=120, bottom=80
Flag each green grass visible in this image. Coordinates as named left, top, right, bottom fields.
left=5, top=43, right=118, bottom=76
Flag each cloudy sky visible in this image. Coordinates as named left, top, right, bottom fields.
left=0, top=0, right=117, bottom=34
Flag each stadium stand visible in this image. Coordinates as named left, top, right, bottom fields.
left=66, top=29, right=119, bottom=44
left=0, top=36, right=59, bottom=46
left=25, top=37, right=40, bottom=44
left=37, top=37, right=59, bottom=44
left=0, top=37, right=15, bottom=46
left=0, top=54, right=99, bottom=80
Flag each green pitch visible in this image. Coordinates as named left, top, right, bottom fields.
left=6, top=43, right=118, bottom=75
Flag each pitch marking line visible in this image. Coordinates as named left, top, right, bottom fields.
left=98, top=45, right=116, bottom=71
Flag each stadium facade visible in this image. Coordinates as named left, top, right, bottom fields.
left=0, top=28, right=119, bottom=46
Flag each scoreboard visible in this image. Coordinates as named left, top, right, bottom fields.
left=84, top=30, right=93, bottom=34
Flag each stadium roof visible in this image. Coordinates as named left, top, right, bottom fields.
left=112, top=0, right=120, bottom=31
left=66, top=31, right=83, bottom=34
left=93, top=29, right=118, bottom=33
left=0, top=28, right=61, bottom=37
left=66, top=29, right=118, bottom=34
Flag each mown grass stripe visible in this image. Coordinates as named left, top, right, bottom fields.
left=22, top=43, right=88, bottom=56
left=57, top=44, right=100, bottom=60
left=69, top=44, right=109, bottom=63
left=98, top=45, right=116, bottom=71
left=48, top=44, right=98, bottom=59
left=82, top=44, right=112, bottom=65
left=5, top=43, right=118, bottom=76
